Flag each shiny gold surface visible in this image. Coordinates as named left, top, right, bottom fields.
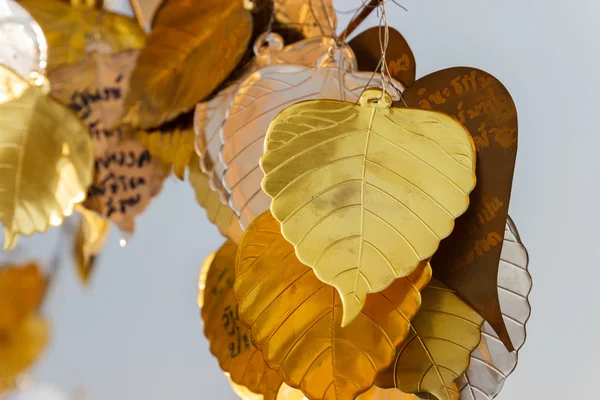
left=74, top=205, right=110, bottom=285
left=202, top=241, right=283, bottom=400
left=189, top=156, right=243, bottom=243
left=222, top=50, right=401, bottom=229
left=457, top=217, right=531, bottom=399
left=234, top=211, right=431, bottom=400
left=261, top=88, right=476, bottom=326
left=19, top=0, right=145, bottom=71
left=377, top=280, right=484, bottom=400
left=274, top=0, right=337, bottom=38
left=0, top=66, right=93, bottom=250
left=197, top=251, right=214, bottom=309
left=121, top=0, right=252, bottom=129
left=0, top=263, right=45, bottom=332
left=228, top=374, right=264, bottom=400
left=358, top=387, right=416, bottom=400
left=0, top=315, right=48, bottom=394
left=138, top=126, right=195, bottom=180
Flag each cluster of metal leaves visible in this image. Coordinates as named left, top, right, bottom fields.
left=0, top=263, right=48, bottom=394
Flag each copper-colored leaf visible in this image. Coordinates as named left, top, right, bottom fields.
left=74, top=205, right=110, bottom=285
left=202, top=240, right=283, bottom=400
left=121, top=0, right=253, bottom=129
left=19, top=0, right=145, bottom=71
left=0, top=66, right=93, bottom=250
left=349, top=27, right=416, bottom=87
left=402, top=67, right=518, bottom=350
left=188, top=155, right=242, bottom=243
left=377, top=281, right=484, bottom=400
left=234, top=211, right=432, bottom=400
left=137, top=126, right=195, bottom=180
left=194, top=34, right=340, bottom=206
left=274, top=0, right=336, bottom=38
left=0, top=315, right=49, bottom=392
left=0, top=0, right=47, bottom=79
left=261, top=88, right=476, bottom=326
left=0, top=263, right=45, bottom=332
left=457, top=217, right=531, bottom=399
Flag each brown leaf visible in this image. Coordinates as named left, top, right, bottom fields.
left=402, top=67, right=518, bottom=350
left=0, top=263, right=45, bottom=332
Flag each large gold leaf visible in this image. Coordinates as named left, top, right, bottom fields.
left=202, top=240, right=283, bottom=400
left=221, top=48, right=400, bottom=229
left=274, top=0, right=336, bottom=38
left=358, top=387, right=416, bottom=400
left=457, top=217, right=531, bottom=400
left=121, top=0, right=253, bottom=129
left=19, top=0, right=145, bottom=71
left=261, top=88, right=476, bottom=326
left=0, top=263, right=45, bottom=332
left=137, top=126, right=195, bottom=180
left=189, top=155, right=242, bottom=243
left=74, top=205, right=110, bottom=285
left=377, top=281, right=484, bottom=400
left=234, top=211, right=431, bottom=400
left=0, top=0, right=47, bottom=79
left=197, top=251, right=215, bottom=309
left=0, top=66, right=93, bottom=250
left=0, top=315, right=49, bottom=392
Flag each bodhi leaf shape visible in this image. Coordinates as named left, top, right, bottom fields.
left=0, top=263, right=45, bottom=332
left=457, top=217, right=531, bottom=400
left=189, top=155, right=243, bottom=243
left=234, top=211, right=432, bottom=400
left=74, top=205, right=110, bottom=285
left=121, top=0, right=252, bottom=129
left=349, top=27, right=416, bottom=88
left=194, top=34, right=341, bottom=205
left=19, top=0, right=145, bottom=71
left=274, top=0, right=336, bottom=38
left=261, top=88, right=476, bottom=326
left=222, top=48, right=402, bottom=229
left=377, top=280, right=484, bottom=400
left=202, top=240, right=283, bottom=400
left=0, top=66, right=93, bottom=250
left=0, top=315, right=48, bottom=393
left=137, top=125, right=195, bottom=180
left=403, top=67, right=518, bottom=350
left=0, top=0, right=47, bottom=80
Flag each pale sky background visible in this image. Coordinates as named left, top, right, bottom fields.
left=1, top=0, right=599, bottom=398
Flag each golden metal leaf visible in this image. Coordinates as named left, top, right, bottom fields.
left=456, top=217, right=531, bottom=400
left=0, top=263, right=45, bottom=332
left=202, top=240, right=283, bottom=400
left=274, top=0, right=337, bottom=38
left=137, top=126, right=195, bottom=180
left=121, top=0, right=253, bottom=129
left=402, top=67, right=518, bottom=350
left=358, top=387, right=416, bottom=400
left=0, top=315, right=48, bottom=393
left=222, top=49, right=402, bottom=229
left=189, top=155, right=243, bottom=243
left=0, top=0, right=47, bottom=79
left=377, top=280, right=484, bottom=400
left=0, top=66, right=93, bottom=250
left=276, top=384, right=307, bottom=400
left=234, top=211, right=432, bottom=400
left=19, top=0, right=145, bottom=71
left=228, top=374, right=264, bottom=400
left=261, top=88, right=476, bottom=326
left=194, top=35, right=341, bottom=206
left=74, top=205, right=110, bottom=285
